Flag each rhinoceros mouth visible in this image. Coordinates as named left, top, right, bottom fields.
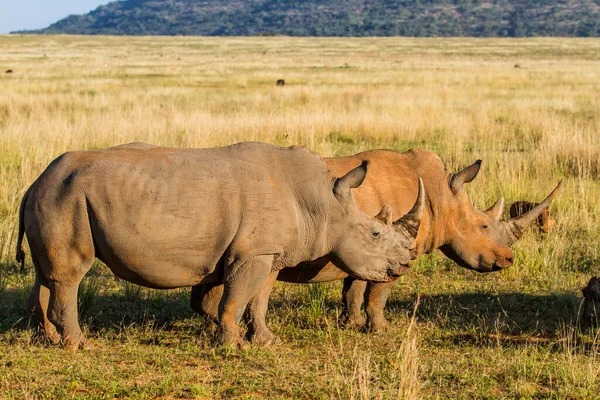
left=386, top=264, right=410, bottom=279
left=467, top=261, right=503, bottom=273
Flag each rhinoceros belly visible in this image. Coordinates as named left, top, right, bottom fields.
left=277, top=259, right=349, bottom=283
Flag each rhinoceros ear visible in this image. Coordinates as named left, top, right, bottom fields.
left=393, top=177, right=425, bottom=239
left=374, top=205, right=393, bottom=226
left=485, top=197, right=504, bottom=222
left=450, top=160, right=482, bottom=194
left=333, top=160, right=367, bottom=201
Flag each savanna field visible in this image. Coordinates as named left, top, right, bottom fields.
left=0, top=36, right=599, bottom=399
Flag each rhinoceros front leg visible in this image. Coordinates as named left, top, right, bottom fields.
left=338, top=278, right=367, bottom=330
left=244, top=271, right=278, bottom=344
left=217, top=254, right=273, bottom=348
left=364, top=281, right=394, bottom=332
left=191, top=277, right=279, bottom=345
left=190, top=283, right=222, bottom=323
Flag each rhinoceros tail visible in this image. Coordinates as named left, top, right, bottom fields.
left=16, top=186, right=31, bottom=272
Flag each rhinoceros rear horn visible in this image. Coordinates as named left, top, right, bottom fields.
left=375, top=205, right=393, bottom=226
left=393, top=177, right=425, bottom=240
left=450, top=160, right=482, bottom=194
left=508, top=179, right=563, bottom=241
left=333, top=160, right=368, bottom=201
left=485, top=197, right=505, bottom=222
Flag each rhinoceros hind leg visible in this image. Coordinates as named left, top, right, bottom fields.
left=217, top=254, right=273, bottom=348
left=42, top=251, right=93, bottom=351
left=365, top=282, right=394, bottom=333
left=244, top=271, right=278, bottom=345
left=338, top=278, right=367, bottom=330
left=26, top=266, right=60, bottom=345
left=190, top=283, right=222, bottom=323
left=48, top=277, right=91, bottom=351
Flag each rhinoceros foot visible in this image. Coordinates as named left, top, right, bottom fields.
left=366, top=316, right=391, bottom=333
left=245, top=327, right=278, bottom=345
left=62, top=334, right=93, bottom=351
left=217, top=330, right=250, bottom=349
left=337, top=311, right=366, bottom=331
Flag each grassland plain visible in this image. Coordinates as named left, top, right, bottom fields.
left=0, top=35, right=599, bottom=399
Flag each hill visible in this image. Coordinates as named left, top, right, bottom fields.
left=15, top=0, right=600, bottom=37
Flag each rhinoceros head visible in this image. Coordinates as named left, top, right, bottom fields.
left=582, top=277, right=600, bottom=325
left=439, top=160, right=562, bottom=273
left=329, top=161, right=424, bottom=283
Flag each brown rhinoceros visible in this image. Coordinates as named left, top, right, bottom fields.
left=193, top=148, right=562, bottom=337
left=15, top=142, right=425, bottom=349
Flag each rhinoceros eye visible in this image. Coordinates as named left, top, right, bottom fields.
left=482, top=224, right=489, bottom=230
left=372, top=231, right=381, bottom=239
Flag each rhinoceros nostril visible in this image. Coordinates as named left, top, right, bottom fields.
left=506, top=257, right=513, bottom=265
left=387, top=264, right=410, bottom=278
left=387, top=268, right=400, bottom=278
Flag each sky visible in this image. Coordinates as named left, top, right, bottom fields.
left=0, top=0, right=112, bottom=34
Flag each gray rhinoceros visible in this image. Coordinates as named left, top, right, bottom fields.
left=16, top=142, right=425, bottom=349
left=193, top=149, right=562, bottom=337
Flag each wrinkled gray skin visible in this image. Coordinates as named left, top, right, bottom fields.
left=582, top=277, right=600, bottom=325
left=115, top=143, right=425, bottom=344
left=192, top=149, right=562, bottom=336
left=16, top=142, right=421, bottom=350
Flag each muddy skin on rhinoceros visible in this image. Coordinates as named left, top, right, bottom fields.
left=16, top=142, right=422, bottom=350
left=191, top=149, right=562, bottom=334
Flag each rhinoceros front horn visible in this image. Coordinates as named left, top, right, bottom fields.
left=507, top=180, right=563, bottom=242
left=374, top=205, right=393, bottom=226
left=393, top=177, right=425, bottom=240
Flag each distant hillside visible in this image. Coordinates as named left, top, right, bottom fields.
left=16, top=0, right=600, bottom=37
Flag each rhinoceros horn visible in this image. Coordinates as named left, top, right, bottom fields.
left=394, top=177, right=425, bottom=240
left=507, top=180, right=563, bottom=243
left=374, top=205, right=393, bottom=226
left=485, top=197, right=505, bottom=222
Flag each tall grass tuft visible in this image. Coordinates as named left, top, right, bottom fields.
left=397, top=297, right=420, bottom=400
left=78, top=276, right=101, bottom=317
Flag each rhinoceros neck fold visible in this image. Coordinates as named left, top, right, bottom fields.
left=289, top=205, right=335, bottom=266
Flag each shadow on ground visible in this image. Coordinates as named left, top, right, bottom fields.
left=383, top=291, right=599, bottom=351
left=0, top=285, right=197, bottom=334
left=0, top=276, right=590, bottom=346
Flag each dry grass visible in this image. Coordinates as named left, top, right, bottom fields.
left=0, top=35, right=599, bottom=398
